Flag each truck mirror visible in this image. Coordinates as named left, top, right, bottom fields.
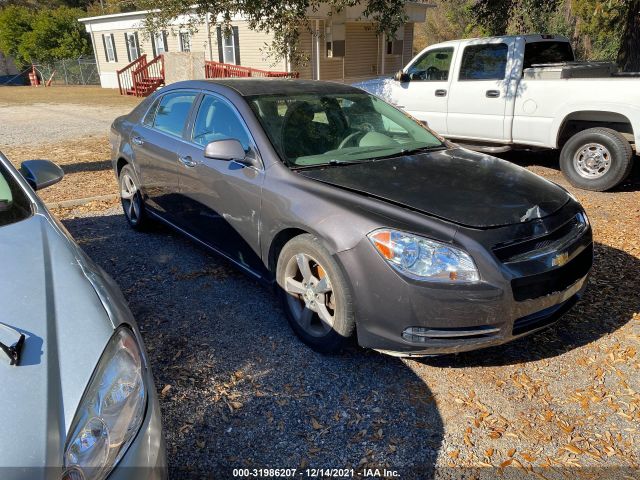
left=394, top=70, right=410, bottom=83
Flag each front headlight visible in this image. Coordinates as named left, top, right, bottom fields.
left=368, top=229, right=479, bottom=282
left=62, top=326, right=147, bottom=480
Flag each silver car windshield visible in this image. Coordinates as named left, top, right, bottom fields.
left=247, top=93, right=444, bottom=168
left=0, top=165, right=31, bottom=227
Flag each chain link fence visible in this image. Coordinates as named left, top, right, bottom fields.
left=35, top=56, right=100, bottom=86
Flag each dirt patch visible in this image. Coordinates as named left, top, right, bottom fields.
left=0, top=85, right=141, bottom=107
left=4, top=137, right=117, bottom=204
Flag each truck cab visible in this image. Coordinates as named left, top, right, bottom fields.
left=390, top=35, right=574, bottom=142
left=355, top=34, right=639, bottom=191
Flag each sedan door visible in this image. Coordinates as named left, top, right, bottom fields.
left=176, top=93, right=266, bottom=276
left=392, top=46, right=455, bottom=134
left=131, top=90, right=197, bottom=220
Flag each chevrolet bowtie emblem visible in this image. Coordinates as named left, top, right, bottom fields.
left=552, top=251, right=570, bottom=267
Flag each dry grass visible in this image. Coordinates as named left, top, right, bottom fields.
left=4, top=136, right=117, bottom=204
left=0, top=85, right=142, bottom=107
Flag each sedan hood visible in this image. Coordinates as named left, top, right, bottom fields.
left=298, top=148, right=570, bottom=228
left=0, top=213, right=113, bottom=473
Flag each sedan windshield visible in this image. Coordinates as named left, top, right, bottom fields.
left=0, top=163, right=32, bottom=227
left=247, top=92, right=444, bottom=167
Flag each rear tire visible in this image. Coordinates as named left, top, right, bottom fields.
left=560, top=127, right=633, bottom=191
left=276, top=234, right=355, bottom=353
left=119, top=164, right=151, bottom=230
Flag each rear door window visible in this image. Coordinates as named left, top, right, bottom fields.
left=153, top=91, right=197, bottom=138
left=459, top=43, right=508, bottom=81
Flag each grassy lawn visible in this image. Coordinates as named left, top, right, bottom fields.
left=0, top=85, right=142, bottom=107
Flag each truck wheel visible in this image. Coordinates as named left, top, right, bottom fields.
left=560, top=127, right=633, bottom=191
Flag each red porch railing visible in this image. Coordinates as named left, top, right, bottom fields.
left=205, top=60, right=299, bottom=79
left=117, top=54, right=147, bottom=95
left=131, top=54, right=164, bottom=97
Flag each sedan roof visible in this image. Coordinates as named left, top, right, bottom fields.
left=201, top=78, right=364, bottom=97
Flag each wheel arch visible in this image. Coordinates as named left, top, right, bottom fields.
left=267, top=227, right=310, bottom=274
left=555, top=110, right=636, bottom=149
left=116, top=157, right=129, bottom=177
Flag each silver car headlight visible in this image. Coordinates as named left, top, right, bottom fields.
left=368, top=229, right=480, bottom=282
left=62, top=326, right=147, bottom=480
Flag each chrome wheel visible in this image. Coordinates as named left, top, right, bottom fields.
left=573, top=143, right=612, bottom=179
left=283, top=253, right=336, bottom=337
left=120, top=172, right=142, bottom=224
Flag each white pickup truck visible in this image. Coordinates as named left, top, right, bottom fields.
left=355, top=34, right=639, bottom=191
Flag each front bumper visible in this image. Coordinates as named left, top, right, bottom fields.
left=337, top=210, right=593, bottom=356
left=109, top=368, right=167, bottom=480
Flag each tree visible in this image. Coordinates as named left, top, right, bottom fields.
left=451, top=0, right=638, bottom=70
left=17, top=6, right=91, bottom=63
left=616, top=0, right=640, bottom=71
left=0, top=5, right=33, bottom=64
left=414, top=0, right=483, bottom=52
left=135, top=0, right=408, bottom=64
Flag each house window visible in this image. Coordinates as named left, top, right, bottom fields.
left=386, top=26, right=404, bottom=56
left=179, top=31, right=191, bottom=52
left=217, top=26, right=240, bottom=64
left=103, top=34, right=117, bottom=62
left=125, top=32, right=140, bottom=61
left=153, top=32, right=167, bottom=56
left=325, top=21, right=345, bottom=58
left=223, top=31, right=235, bottom=63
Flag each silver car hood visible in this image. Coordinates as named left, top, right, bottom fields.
left=351, top=77, right=396, bottom=103
left=0, top=212, right=114, bottom=473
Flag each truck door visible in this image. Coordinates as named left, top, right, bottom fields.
left=446, top=40, right=512, bottom=141
left=392, top=47, right=455, bottom=134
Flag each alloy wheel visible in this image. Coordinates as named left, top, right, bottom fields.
left=283, top=252, right=336, bottom=337
left=120, top=172, right=142, bottom=224
left=573, top=143, right=612, bottom=179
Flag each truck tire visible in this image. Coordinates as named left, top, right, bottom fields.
left=560, top=127, right=633, bottom=191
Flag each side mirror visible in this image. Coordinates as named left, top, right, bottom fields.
left=204, top=139, right=247, bottom=162
left=394, top=70, right=410, bottom=83
left=20, top=159, right=64, bottom=191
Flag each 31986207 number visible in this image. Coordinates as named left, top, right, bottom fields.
left=233, top=468, right=298, bottom=477
left=232, top=468, right=357, bottom=478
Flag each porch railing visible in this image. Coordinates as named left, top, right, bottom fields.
left=117, top=54, right=147, bottom=95
left=205, top=61, right=299, bottom=79
left=131, top=54, right=164, bottom=97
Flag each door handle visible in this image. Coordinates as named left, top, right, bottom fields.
left=132, top=136, right=144, bottom=146
left=486, top=90, right=500, bottom=98
left=178, top=155, right=198, bottom=168
left=435, top=89, right=447, bottom=97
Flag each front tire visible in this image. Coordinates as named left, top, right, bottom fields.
left=119, top=164, right=150, bottom=230
left=276, top=234, right=355, bottom=353
left=560, top=127, right=633, bottom=191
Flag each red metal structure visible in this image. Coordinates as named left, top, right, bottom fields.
left=117, top=54, right=165, bottom=97
left=205, top=61, right=299, bottom=79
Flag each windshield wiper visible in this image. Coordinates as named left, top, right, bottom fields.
left=292, top=159, right=364, bottom=170
left=366, top=145, right=447, bottom=161
left=0, top=323, right=25, bottom=366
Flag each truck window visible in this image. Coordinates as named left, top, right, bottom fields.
left=523, top=41, right=574, bottom=69
left=459, top=43, right=508, bottom=81
left=406, top=47, right=454, bottom=81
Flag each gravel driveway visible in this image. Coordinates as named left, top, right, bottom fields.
left=61, top=177, right=640, bottom=479
left=0, top=103, right=132, bottom=147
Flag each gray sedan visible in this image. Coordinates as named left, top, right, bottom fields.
left=0, top=153, right=166, bottom=479
left=111, top=79, right=593, bottom=356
